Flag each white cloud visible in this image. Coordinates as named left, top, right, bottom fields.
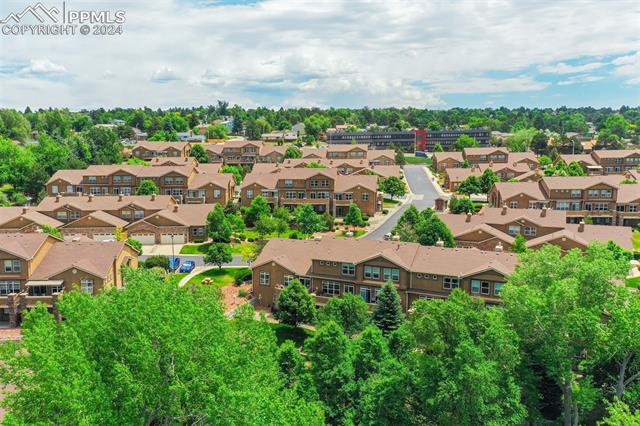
left=19, top=59, right=67, bottom=75
left=150, top=66, right=178, bottom=83
left=0, top=0, right=638, bottom=108
left=538, top=61, right=605, bottom=74
left=612, top=51, right=640, bottom=84
left=557, top=75, right=604, bottom=85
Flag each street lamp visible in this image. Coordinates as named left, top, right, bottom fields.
left=170, top=234, right=175, bottom=270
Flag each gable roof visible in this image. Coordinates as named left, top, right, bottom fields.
left=591, top=149, right=640, bottom=160
left=0, top=233, right=56, bottom=260
left=541, top=175, right=621, bottom=190
left=0, top=207, right=63, bottom=228
left=61, top=210, right=128, bottom=228
left=36, top=195, right=174, bottom=212
left=47, top=169, right=86, bottom=185
left=326, top=144, right=369, bottom=152
left=132, top=141, right=190, bottom=152
left=129, top=204, right=215, bottom=227
left=433, top=151, right=464, bottom=163
left=463, top=147, right=509, bottom=156
left=492, top=182, right=547, bottom=200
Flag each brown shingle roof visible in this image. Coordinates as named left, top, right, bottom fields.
left=30, top=240, right=127, bottom=280
left=463, top=147, right=509, bottom=156
left=131, top=204, right=215, bottom=227
left=591, top=149, right=640, bottom=160
left=492, top=182, right=547, bottom=200
left=326, top=144, right=369, bottom=152
left=132, top=141, right=190, bottom=151
left=47, top=169, right=86, bottom=185
left=558, top=154, right=597, bottom=166
left=0, top=233, right=54, bottom=260
left=542, top=175, right=621, bottom=190
left=62, top=210, right=128, bottom=228
left=36, top=195, right=174, bottom=212
left=433, top=151, right=464, bottom=162
left=188, top=171, right=234, bottom=189
left=0, top=207, right=63, bottom=228
left=254, top=237, right=518, bottom=278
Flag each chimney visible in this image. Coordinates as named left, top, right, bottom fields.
left=118, top=194, right=123, bottom=202
left=466, top=212, right=472, bottom=222
left=540, top=207, right=547, bottom=217
left=55, top=194, right=61, bottom=203
left=151, top=194, right=156, bottom=201
left=578, top=221, right=585, bottom=232
left=185, top=157, right=188, bottom=162
left=495, top=242, right=503, bottom=253
left=173, top=205, right=179, bottom=212
left=489, top=160, right=494, bottom=167
left=435, top=240, right=444, bottom=247
left=22, top=207, right=28, bottom=214
left=88, top=194, right=93, bottom=202
left=502, top=204, right=507, bottom=215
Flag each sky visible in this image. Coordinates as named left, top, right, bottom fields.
left=0, top=0, right=638, bottom=110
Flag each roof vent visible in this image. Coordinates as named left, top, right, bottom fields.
left=151, top=194, right=156, bottom=201
left=495, top=243, right=503, bottom=253
left=173, top=205, right=179, bottom=212
left=435, top=240, right=444, bottom=247
left=502, top=204, right=507, bottom=215
left=88, top=194, right=94, bottom=202
left=391, top=235, right=400, bottom=241
left=541, top=207, right=547, bottom=217
left=55, top=194, right=61, bottom=203
left=22, top=207, right=28, bottom=214
left=578, top=221, right=585, bottom=232
left=466, top=212, right=472, bottom=222
left=118, top=194, right=123, bottom=202
left=72, top=237, right=81, bottom=242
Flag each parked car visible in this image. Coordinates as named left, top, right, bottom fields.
left=168, top=257, right=181, bottom=272
left=179, top=260, right=196, bottom=273
left=384, top=233, right=392, bottom=240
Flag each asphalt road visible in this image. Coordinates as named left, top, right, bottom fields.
left=139, top=254, right=249, bottom=268
left=363, top=165, right=441, bottom=240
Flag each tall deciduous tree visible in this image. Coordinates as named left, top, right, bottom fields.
left=343, top=203, right=366, bottom=228
left=379, top=176, right=406, bottom=199
left=275, top=279, right=316, bottom=327
left=318, top=293, right=370, bottom=337
left=189, top=143, right=208, bottom=163
left=294, top=204, right=325, bottom=235
left=207, top=204, right=232, bottom=242
left=204, top=243, right=232, bottom=269
left=136, top=179, right=159, bottom=195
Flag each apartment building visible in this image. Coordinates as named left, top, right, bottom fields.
left=557, top=150, right=640, bottom=175
left=326, top=131, right=416, bottom=152
left=240, top=168, right=381, bottom=217
left=46, top=163, right=234, bottom=205
left=439, top=207, right=633, bottom=252
left=433, top=147, right=538, bottom=172
left=443, top=162, right=535, bottom=192
left=488, top=175, right=640, bottom=227
left=258, top=159, right=403, bottom=179
left=422, top=128, right=491, bottom=151
left=131, top=141, right=192, bottom=159
left=252, top=237, right=518, bottom=311
left=0, top=232, right=138, bottom=325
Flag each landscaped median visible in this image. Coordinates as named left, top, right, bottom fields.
left=180, top=241, right=256, bottom=256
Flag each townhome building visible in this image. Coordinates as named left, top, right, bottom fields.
left=259, top=159, right=403, bottom=179
left=252, top=237, right=518, bottom=311
left=0, top=232, right=138, bottom=326
left=46, top=163, right=234, bottom=205
left=131, top=141, right=192, bottom=159
left=0, top=207, right=63, bottom=234
left=433, top=147, right=539, bottom=172
left=438, top=207, right=633, bottom=252
left=557, top=150, right=640, bottom=175
left=240, top=168, right=381, bottom=217
left=443, top=162, right=536, bottom=191
left=488, top=174, right=640, bottom=227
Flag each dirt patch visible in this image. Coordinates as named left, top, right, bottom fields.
left=0, top=328, right=22, bottom=342
left=222, top=283, right=252, bottom=313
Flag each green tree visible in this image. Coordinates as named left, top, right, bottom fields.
left=255, top=214, right=277, bottom=240
left=126, top=238, right=142, bottom=253
left=415, top=209, right=456, bottom=247
left=433, top=143, right=444, bottom=152
left=479, top=168, right=500, bottom=193
left=136, top=179, right=159, bottom=195
left=453, top=134, right=479, bottom=151
left=41, top=224, right=63, bottom=239
left=205, top=124, right=228, bottom=139
left=379, top=176, right=406, bottom=199
left=506, top=128, right=537, bottom=152
left=204, top=243, right=232, bottom=269
left=458, top=175, right=482, bottom=195
left=343, top=203, right=366, bottom=228
left=351, top=326, right=391, bottom=382
left=318, top=293, right=370, bottom=337
left=207, top=204, right=232, bottom=242
left=0, top=269, right=324, bottom=425
left=189, top=143, right=208, bottom=163
left=305, top=321, right=355, bottom=424
left=220, top=164, right=243, bottom=184
left=511, top=234, right=527, bottom=253
left=393, top=144, right=406, bottom=166
left=371, top=282, right=404, bottom=334
left=275, top=279, right=316, bottom=327
left=86, top=127, right=122, bottom=164
left=143, top=255, right=169, bottom=270
left=294, top=204, right=325, bottom=235
left=277, top=340, right=304, bottom=388
left=531, top=131, right=549, bottom=155
left=284, top=146, right=302, bottom=159
left=449, top=195, right=475, bottom=214
left=243, top=196, right=271, bottom=226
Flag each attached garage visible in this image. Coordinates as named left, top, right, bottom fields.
left=130, top=233, right=156, bottom=245
left=93, top=233, right=116, bottom=241
left=161, top=233, right=186, bottom=244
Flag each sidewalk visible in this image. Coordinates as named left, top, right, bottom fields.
left=142, top=243, right=186, bottom=256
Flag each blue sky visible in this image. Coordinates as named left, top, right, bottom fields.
left=0, top=0, right=638, bottom=110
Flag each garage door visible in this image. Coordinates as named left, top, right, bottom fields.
left=131, top=234, right=156, bottom=245
left=94, top=233, right=116, bottom=242
left=161, top=233, right=186, bottom=244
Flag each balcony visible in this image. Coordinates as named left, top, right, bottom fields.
left=184, top=196, right=206, bottom=204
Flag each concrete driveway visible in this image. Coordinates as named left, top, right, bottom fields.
left=363, top=165, right=443, bottom=240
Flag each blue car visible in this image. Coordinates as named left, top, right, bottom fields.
left=168, top=257, right=181, bottom=272
left=179, top=260, right=196, bottom=273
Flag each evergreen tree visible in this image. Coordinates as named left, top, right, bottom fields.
left=371, top=281, right=405, bottom=334
left=511, top=234, right=527, bottom=253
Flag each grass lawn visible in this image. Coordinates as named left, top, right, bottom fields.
left=165, top=273, right=187, bottom=286
left=383, top=198, right=401, bottom=207
left=268, top=323, right=315, bottom=347
left=405, top=155, right=432, bottom=165
left=626, top=276, right=640, bottom=289
left=633, top=230, right=640, bottom=251
left=244, top=229, right=297, bottom=240
left=186, top=267, right=251, bottom=287
left=180, top=242, right=255, bottom=255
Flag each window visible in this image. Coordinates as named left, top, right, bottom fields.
left=113, top=175, right=121, bottom=183
left=322, top=281, right=340, bottom=296
left=588, top=189, right=599, bottom=197
left=246, top=190, right=254, bottom=199
left=383, top=268, right=400, bottom=282
left=508, top=225, right=520, bottom=235
left=556, top=202, right=570, bottom=211
left=509, top=201, right=518, bottom=208
left=374, top=288, right=382, bottom=303
left=51, top=185, right=59, bottom=194
left=0, top=281, right=20, bottom=295
left=56, top=211, right=68, bottom=220
left=192, top=227, right=205, bottom=236
left=362, top=192, right=369, bottom=201
left=360, top=286, right=371, bottom=303
left=123, top=175, right=132, bottom=183
left=4, top=260, right=20, bottom=273
left=284, top=275, right=294, bottom=287
left=164, top=177, right=174, bottom=185
left=524, top=226, right=536, bottom=236
left=341, top=263, right=355, bottom=276
left=344, top=284, right=355, bottom=294
left=259, top=272, right=270, bottom=285
left=213, top=190, right=221, bottom=198
left=134, top=210, right=144, bottom=219
left=494, top=283, right=504, bottom=296
left=471, top=279, right=481, bottom=294
left=284, top=179, right=293, bottom=187
left=88, top=176, right=97, bottom=184
left=364, top=265, right=381, bottom=280
left=121, top=210, right=132, bottom=218
left=571, top=190, right=581, bottom=198
left=66, top=185, right=73, bottom=193
left=80, top=278, right=94, bottom=295
left=175, top=177, right=184, bottom=185
left=443, top=276, right=459, bottom=290
left=299, top=277, right=312, bottom=291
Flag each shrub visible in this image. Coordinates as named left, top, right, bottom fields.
left=247, top=237, right=255, bottom=242
left=382, top=209, right=389, bottom=215
left=236, top=233, right=246, bottom=241
left=289, top=231, right=299, bottom=240
left=238, top=289, right=248, bottom=298
left=143, top=255, right=169, bottom=270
